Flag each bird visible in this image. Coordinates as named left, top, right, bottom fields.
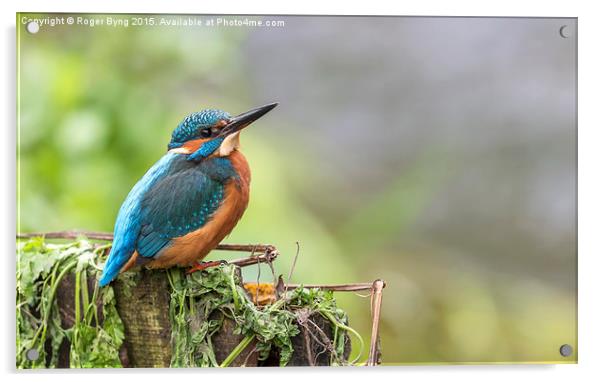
left=98, top=103, right=278, bottom=286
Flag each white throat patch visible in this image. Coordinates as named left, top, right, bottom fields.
left=217, top=132, right=240, bottom=156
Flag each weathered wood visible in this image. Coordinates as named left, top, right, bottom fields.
left=18, top=232, right=384, bottom=368
left=211, top=314, right=259, bottom=367
left=36, top=267, right=364, bottom=369
left=19, top=232, right=386, bottom=367
left=290, top=310, right=352, bottom=366
left=113, top=269, right=172, bottom=368
left=259, top=310, right=351, bottom=366
left=48, top=267, right=352, bottom=368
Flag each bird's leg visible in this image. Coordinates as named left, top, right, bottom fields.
left=186, top=260, right=228, bottom=274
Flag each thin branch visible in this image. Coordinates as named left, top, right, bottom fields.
left=242, top=345, right=258, bottom=367
left=213, top=243, right=277, bottom=253
left=283, top=242, right=300, bottom=310
left=305, top=318, right=334, bottom=364
left=283, top=282, right=377, bottom=292
left=17, top=231, right=114, bottom=241
left=286, top=241, right=300, bottom=284
left=254, top=246, right=261, bottom=304
left=228, top=251, right=279, bottom=268
left=302, top=326, right=316, bottom=367
left=366, top=279, right=386, bottom=366
left=17, top=231, right=277, bottom=254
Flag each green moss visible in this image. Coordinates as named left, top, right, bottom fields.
left=167, top=264, right=303, bottom=367
left=167, top=264, right=361, bottom=366
left=16, top=237, right=123, bottom=368
left=16, top=237, right=360, bottom=368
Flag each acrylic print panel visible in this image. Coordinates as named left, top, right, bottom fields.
left=16, top=13, right=577, bottom=368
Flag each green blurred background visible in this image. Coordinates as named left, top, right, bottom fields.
left=17, top=14, right=577, bottom=364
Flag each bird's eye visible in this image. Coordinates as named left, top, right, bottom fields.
left=200, top=128, right=212, bottom=138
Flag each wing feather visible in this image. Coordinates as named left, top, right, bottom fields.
left=136, top=167, right=225, bottom=258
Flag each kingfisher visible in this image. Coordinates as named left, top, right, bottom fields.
left=98, top=103, right=278, bottom=286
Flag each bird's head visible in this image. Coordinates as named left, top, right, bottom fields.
left=168, top=103, right=277, bottom=161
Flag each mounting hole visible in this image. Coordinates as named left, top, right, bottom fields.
left=26, top=21, right=40, bottom=34
left=559, top=25, right=571, bottom=38
left=25, top=348, right=40, bottom=361
left=559, top=344, right=573, bottom=357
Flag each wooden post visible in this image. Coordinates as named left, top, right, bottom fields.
left=113, top=269, right=172, bottom=367
left=17, top=232, right=380, bottom=367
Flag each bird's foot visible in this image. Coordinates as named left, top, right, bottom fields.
left=186, top=260, right=228, bottom=274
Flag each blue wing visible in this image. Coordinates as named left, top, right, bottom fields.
left=99, top=153, right=229, bottom=286
left=135, top=167, right=224, bottom=258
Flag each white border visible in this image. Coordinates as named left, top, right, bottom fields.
left=2, top=1, right=600, bottom=382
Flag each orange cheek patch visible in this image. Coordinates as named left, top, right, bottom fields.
left=181, top=138, right=209, bottom=153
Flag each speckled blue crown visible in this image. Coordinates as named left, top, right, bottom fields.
left=168, top=109, right=231, bottom=149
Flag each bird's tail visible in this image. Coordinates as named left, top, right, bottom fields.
left=98, top=247, right=128, bottom=287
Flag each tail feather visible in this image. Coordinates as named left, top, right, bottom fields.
left=99, top=248, right=130, bottom=287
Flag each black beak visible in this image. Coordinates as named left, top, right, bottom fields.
left=220, top=102, right=278, bottom=137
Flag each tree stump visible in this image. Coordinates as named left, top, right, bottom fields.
left=49, top=266, right=349, bottom=367
left=113, top=269, right=172, bottom=367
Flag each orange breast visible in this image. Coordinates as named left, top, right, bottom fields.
left=146, top=151, right=251, bottom=268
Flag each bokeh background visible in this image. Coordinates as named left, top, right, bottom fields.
left=17, top=14, right=577, bottom=364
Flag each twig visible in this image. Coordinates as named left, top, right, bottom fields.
left=17, top=231, right=277, bottom=254
left=305, top=318, right=334, bottom=364
left=214, top=243, right=277, bottom=254
left=228, top=250, right=279, bottom=268
left=17, top=231, right=114, bottom=241
left=266, top=257, right=277, bottom=286
left=242, top=345, right=258, bottom=367
left=366, top=279, right=385, bottom=366
left=296, top=309, right=339, bottom=365
left=254, top=246, right=261, bottom=306
left=284, top=282, right=376, bottom=292
left=283, top=242, right=300, bottom=310
left=302, top=326, right=316, bottom=367
left=286, top=241, right=300, bottom=284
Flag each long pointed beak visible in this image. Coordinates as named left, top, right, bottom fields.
left=220, top=102, right=278, bottom=137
